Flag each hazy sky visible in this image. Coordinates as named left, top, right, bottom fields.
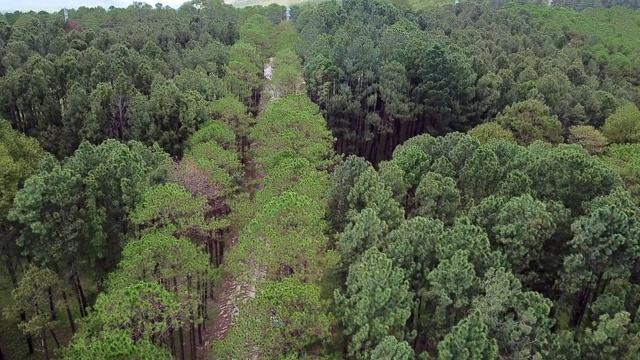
left=0, top=0, right=189, bottom=13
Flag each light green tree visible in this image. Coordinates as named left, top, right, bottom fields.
left=601, top=103, right=640, bottom=144
left=212, top=278, right=333, bottom=359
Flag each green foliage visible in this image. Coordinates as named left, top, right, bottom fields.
left=210, top=96, right=254, bottom=141
left=107, top=231, right=212, bottom=293
left=335, top=248, right=413, bottom=359
left=130, top=182, right=229, bottom=237
left=62, top=329, right=172, bottom=360
left=437, top=311, right=499, bottom=360
left=9, top=140, right=170, bottom=279
left=473, top=267, right=555, bottom=359
left=331, top=130, right=631, bottom=357
left=256, top=157, right=328, bottom=208
left=601, top=103, right=640, bottom=144
left=184, top=140, right=243, bottom=192
left=6, top=2, right=640, bottom=359
left=2, top=265, right=61, bottom=337
left=240, top=14, right=274, bottom=59
left=228, top=191, right=332, bottom=284
left=79, top=281, right=180, bottom=341
left=424, top=250, right=482, bottom=342
left=468, top=122, right=515, bottom=145
left=327, top=155, right=373, bottom=232
left=272, top=49, right=304, bottom=97
left=250, top=94, right=336, bottom=174
left=602, top=144, right=640, bottom=196
left=524, top=142, right=622, bottom=212
left=561, top=189, right=640, bottom=296
left=225, top=40, right=264, bottom=110
left=385, top=216, right=443, bottom=291
left=188, top=120, right=236, bottom=151
left=569, top=125, right=609, bottom=155
left=0, top=119, right=43, bottom=218
left=370, top=336, right=414, bottom=360
left=212, top=277, right=334, bottom=359
left=347, top=167, right=405, bottom=230
left=469, top=194, right=556, bottom=281
left=414, top=172, right=461, bottom=223
left=496, top=100, right=563, bottom=146
left=336, top=208, right=388, bottom=274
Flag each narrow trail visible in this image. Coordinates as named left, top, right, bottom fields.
left=200, top=58, right=276, bottom=360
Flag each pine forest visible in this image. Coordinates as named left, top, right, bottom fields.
left=1, top=0, right=640, bottom=359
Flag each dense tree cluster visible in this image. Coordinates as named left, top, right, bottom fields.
left=0, top=1, right=293, bottom=159
left=0, top=2, right=293, bottom=358
left=328, top=131, right=640, bottom=358
left=297, top=0, right=640, bottom=163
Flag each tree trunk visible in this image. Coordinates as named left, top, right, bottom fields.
left=62, top=291, right=76, bottom=334
left=5, top=258, right=18, bottom=287
left=5, top=258, right=34, bottom=353
left=570, top=287, right=592, bottom=328
left=188, top=276, right=197, bottom=360
left=74, top=286, right=85, bottom=318
left=22, top=309, right=35, bottom=354
left=191, top=320, right=197, bottom=360
left=217, top=234, right=224, bottom=266
left=49, top=328, right=60, bottom=348
left=197, top=278, right=204, bottom=345
left=179, top=327, right=186, bottom=360
left=41, top=330, right=50, bottom=360
left=170, top=327, right=176, bottom=358
left=174, top=277, right=185, bottom=360
left=208, top=237, right=214, bottom=266
left=47, top=287, right=56, bottom=321
left=0, top=344, right=4, bottom=360
left=74, top=273, right=88, bottom=317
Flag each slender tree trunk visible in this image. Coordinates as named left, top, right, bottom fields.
left=208, top=237, right=214, bottom=266
left=202, top=276, right=208, bottom=325
left=47, top=287, right=56, bottom=321
left=41, top=330, right=49, bottom=360
left=49, top=328, right=60, bottom=348
left=5, top=258, right=18, bottom=287
left=22, top=310, right=34, bottom=353
left=570, top=287, right=592, bottom=328
left=188, top=276, right=197, bottom=360
left=0, top=344, right=4, bottom=360
left=191, top=319, right=197, bottom=360
left=179, top=327, right=186, bottom=360
left=218, top=235, right=224, bottom=266
left=74, top=286, right=85, bottom=318
left=197, top=278, right=203, bottom=345
left=62, top=291, right=76, bottom=334
left=170, top=327, right=176, bottom=358
left=76, top=275, right=88, bottom=316
left=174, top=277, right=185, bottom=360
left=5, top=258, right=34, bottom=353
left=199, top=315, right=204, bottom=341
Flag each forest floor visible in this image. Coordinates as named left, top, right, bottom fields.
left=199, top=58, right=276, bottom=360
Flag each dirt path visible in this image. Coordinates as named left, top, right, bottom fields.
left=200, top=58, right=276, bottom=360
